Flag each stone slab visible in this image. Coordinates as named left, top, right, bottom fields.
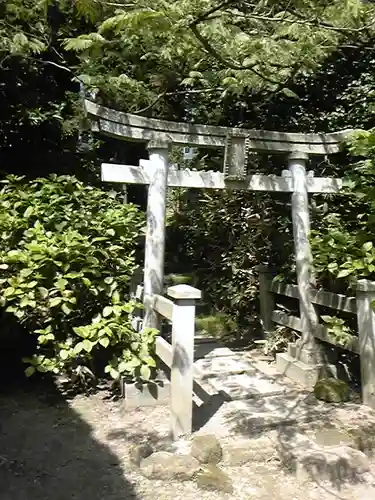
left=209, top=372, right=286, bottom=400
left=203, top=347, right=237, bottom=358
left=194, top=356, right=255, bottom=378
left=251, top=359, right=280, bottom=378
left=199, top=393, right=330, bottom=438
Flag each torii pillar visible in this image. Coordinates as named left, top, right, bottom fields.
left=143, top=141, right=169, bottom=331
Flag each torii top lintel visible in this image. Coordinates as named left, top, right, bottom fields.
left=85, top=99, right=351, bottom=156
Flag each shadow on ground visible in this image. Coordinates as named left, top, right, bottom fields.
left=221, top=388, right=375, bottom=491
left=0, top=380, right=138, bottom=500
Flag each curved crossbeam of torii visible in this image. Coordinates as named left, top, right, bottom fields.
left=85, top=99, right=351, bottom=365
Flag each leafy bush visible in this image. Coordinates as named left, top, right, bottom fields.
left=195, top=313, right=236, bottom=339
left=311, top=129, right=375, bottom=286
left=0, top=175, right=156, bottom=384
left=320, top=315, right=356, bottom=350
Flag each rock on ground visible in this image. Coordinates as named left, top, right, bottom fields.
left=314, top=378, right=350, bottom=403
left=191, top=434, right=223, bottom=464
left=223, top=435, right=276, bottom=466
left=296, top=445, right=370, bottom=486
left=196, top=464, right=234, bottom=494
left=140, top=451, right=200, bottom=481
left=129, top=443, right=154, bottom=466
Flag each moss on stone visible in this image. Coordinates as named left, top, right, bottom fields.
left=313, top=377, right=350, bottom=403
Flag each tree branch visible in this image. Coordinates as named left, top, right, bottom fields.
left=189, top=24, right=281, bottom=85
left=190, top=0, right=239, bottom=27
left=132, top=91, right=166, bottom=114
left=283, top=7, right=375, bottom=33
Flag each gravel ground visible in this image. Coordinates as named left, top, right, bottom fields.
left=1, top=383, right=375, bottom=500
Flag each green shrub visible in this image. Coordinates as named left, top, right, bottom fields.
left=311, top=129, right=375, bottom=286
left=195, top=313, right=236, bottom=339
left=0, top=174, right=156, bottom=384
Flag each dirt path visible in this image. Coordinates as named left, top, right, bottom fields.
left=1, top=381, right=375, bottom=500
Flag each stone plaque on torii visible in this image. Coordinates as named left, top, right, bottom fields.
left=85, top=99, right=350, bottom=370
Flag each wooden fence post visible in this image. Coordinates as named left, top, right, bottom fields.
left=356, top=279, right=375, bottom=409
left=167, top=284, right=201, bottom=439
left=143, top=142, right=169, bottom=331
left=257, top=265, right=275, bottom=335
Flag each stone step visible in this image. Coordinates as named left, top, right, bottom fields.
left=208, top=371, right=287, bottom=400
left=200, top=392, right=330, bottom=437
left=194, top=355, right=256, bottom=379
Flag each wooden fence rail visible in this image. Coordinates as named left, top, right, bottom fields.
left=258, top=266, right=375, bottom=408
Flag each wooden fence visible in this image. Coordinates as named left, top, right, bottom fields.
left=258, top=266, right=375, bottom=408
left=130, top=282, right=202, bottom=439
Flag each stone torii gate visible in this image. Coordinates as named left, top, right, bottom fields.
left=85, top=99, right=349, bottom=384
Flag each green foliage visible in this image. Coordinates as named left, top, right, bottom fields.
left=311, top=130, right=375, bottom=285
left=195, top=313, right=236, bottom=339
left=2, top=0, right=375, bottom=359
left=0, top=175, right=152, bottom=384
left=320, top=315, right=356, bottom=349
left=254, top=326, right=299, bottom=356
left=61, top=0, right=375, bottom=116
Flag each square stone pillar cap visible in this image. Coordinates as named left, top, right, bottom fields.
left=167, top=284, right=202, bottom=300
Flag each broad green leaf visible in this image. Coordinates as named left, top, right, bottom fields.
left=38, top=287, right=49, bottom=299
left=142, top=356, right=156, bottom=367
left=337, top=269, right=353, bottom=278
left=128, top=357, right=141, bottom=368
left=20, top=297, right=30, bottom=308
left=99, top=337, right=110, bottom=348
left=363, top=242, right=373, bottom=252
left=60, top=349, right=69, bottom=360
left=25, top=366, right=36, bottom=377
left=103, top=306, right=113, bottom=317
left=281, top=88, right=299, bottom=99
left=49, top=297, right=62, bottom=307
left=112, top=305, right=122, bottom=316
left=321, top=315, right=333, bottom=323
left=109, top=368, right=119, bottom=379
left=82, top=339, right=93, bottom=352
left=55, top=278, right=68, bottom=290
left=3, top=287, right=15, bottom=297
left=61, top=303, right=72, bottom=315
left=24, top=206, right=34, bottom=218
left=118, top=360, right=129, bottom=372
left=74, top=342, right=84, bottom=354
left=112, top=290, right=120, bottom=304
left=140, top=365, right=151, bottom=380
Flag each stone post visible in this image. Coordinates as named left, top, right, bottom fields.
left=257, top=265, right=275, bottom=335
left=167, top=284, right=202, bottom=439
left=356, top=279, right=375, bottom=409
left=288, top=152, right=320, bottom=363
left=143, top=142, right=169, bottom=331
